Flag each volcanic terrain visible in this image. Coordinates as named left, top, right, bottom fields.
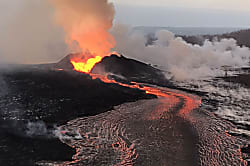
left=0, top=54, right=248, bottom=166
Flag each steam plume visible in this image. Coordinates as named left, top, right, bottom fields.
left=50, top=0, right=116, bottom=60
left=112, top=24, right=250, bottom=81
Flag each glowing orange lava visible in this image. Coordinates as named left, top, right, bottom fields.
left=71, top=56, right=102, bottom=73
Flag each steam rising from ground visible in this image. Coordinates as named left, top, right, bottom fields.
left=112, top=24, right=250, bottom=81
left=50, top=0, right=115, bottom=60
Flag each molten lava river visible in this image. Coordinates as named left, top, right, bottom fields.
left=42, top=58, right=248, bottom=166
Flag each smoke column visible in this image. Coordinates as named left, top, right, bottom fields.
left=112, top=24, right=250, bottom=81
left=50, top=0, right=116, bottom=60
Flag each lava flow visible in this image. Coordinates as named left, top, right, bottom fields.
left=70, top=55, right=201, bottom=118
left=66, top=56, right=247, bottom=166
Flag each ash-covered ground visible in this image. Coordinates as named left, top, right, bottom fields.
left=0, top=55, right=164, bottom=166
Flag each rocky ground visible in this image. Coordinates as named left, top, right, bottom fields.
left=0, top=55, right=249, bottom=165
left=0, top=63, right=155, bottom=166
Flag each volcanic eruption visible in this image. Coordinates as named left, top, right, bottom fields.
left=0, top=0, right=249, bottom=165
left=50, top=0, right=116, bottom=74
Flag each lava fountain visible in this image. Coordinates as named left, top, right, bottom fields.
left=70, top=55, right=102, bottom=73
left=51, top=0, right=116, bottom=73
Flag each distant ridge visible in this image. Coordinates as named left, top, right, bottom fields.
left=181, top=29, right=250, bottom=48
left=133, top=26, right=245, bottom=36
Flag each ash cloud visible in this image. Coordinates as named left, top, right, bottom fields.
left=112, top=24, right=250, bottom=81
left=0, top=0, right=67, bottom=64
left=0, top=0, right=116, bottom=64
left=50, top=0, right=116, bottom=59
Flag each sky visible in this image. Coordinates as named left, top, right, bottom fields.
left=0, top=0, right=250, bottom=27
left=110, top=0, right=250, bottom=27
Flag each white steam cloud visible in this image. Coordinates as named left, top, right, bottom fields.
left=112, top=24, right=250, bottom=81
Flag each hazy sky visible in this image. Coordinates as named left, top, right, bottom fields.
left=1, top=0, right=250, bottom=28
left=110, top=0, right=250, bottom=12
left=110, top=0, right=250, bottom=27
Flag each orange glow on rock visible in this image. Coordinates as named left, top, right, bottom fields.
left=71, top=56, right=102, bottom=73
